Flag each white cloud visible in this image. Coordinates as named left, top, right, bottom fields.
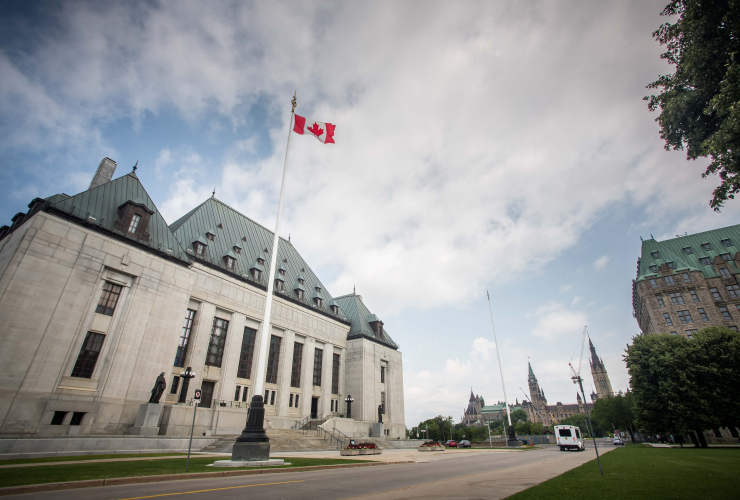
left=594, top=255, right=611, bottom=270
left=572, top=296, right=582, bottom=305
left=154, top=148, right=172, bottom=176
left=559, top=284, right=573, bottom=293
left=531, top=302, right=587, bottom=342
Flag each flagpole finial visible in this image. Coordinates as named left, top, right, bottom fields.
left=291, top=90, right=297, bottom=113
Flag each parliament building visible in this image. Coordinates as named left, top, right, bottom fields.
left=0, top=158, right=405, bottom=438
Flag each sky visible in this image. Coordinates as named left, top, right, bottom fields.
left=2, top=1, right=739, bottom=427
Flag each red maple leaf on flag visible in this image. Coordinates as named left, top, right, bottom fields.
left=308, top=122, right=324, bottom=136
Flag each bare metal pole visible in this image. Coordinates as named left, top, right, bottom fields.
left=253, top=91, right=297, bottom=400
left=576, top=375, right=603, bottom=475
left=486, top=289, right=515, bottom=442
left=186, top=401, right=198, bottom=472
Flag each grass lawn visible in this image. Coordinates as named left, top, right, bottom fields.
left=0, top=453, right=187, bottom=466
left=508, top=444, right=740, bottom=499
left=0, top=456, right=370, bottom=488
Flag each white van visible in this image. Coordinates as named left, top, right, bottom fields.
left=554, top=425, right=584, bottom=451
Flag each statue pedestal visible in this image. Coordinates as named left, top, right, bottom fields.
left=128, top=403, right=163, bottom=435
left=371, top=423, right=385, bottom=437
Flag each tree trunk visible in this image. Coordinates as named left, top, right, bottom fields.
left=695, top=428, right=709, bottom=448
left=689, top=432, right=700, bottom=447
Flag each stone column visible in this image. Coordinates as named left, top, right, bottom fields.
left=302, top=338, right=316, bottom=417
left=277, top=330, right=295, bottom=419
left=322, top=343, right=333, bottom=416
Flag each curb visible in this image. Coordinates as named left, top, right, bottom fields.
left=0, top=461, right=413, bottom=496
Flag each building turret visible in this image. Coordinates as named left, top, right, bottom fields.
left=589, top=337, right=613, bottom=399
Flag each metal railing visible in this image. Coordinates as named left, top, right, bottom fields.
left=318, top=427, right=350, bottom=449
left=184, top=399, right=250, bottom=409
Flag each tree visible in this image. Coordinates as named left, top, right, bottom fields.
left=645, top=0, right=740, bottom=210
left=625, top=327, right=740, bottom=446
left=590, top=393, right=637, bottom=442
left=509, top=409, right=528, bottom=424
left=559, top=413, right=606, bottom=438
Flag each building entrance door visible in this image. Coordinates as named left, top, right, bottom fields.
left=199, top=381, right=215, bottom=408
left=311, top=397, right=319, bottom=418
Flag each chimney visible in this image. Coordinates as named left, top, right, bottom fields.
left=89, top=157, right=117, bottom=190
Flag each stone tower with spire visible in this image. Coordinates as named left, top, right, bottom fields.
left=527, top=363, right=551, bottom=425
left=589, top=337, right=613, bottom=399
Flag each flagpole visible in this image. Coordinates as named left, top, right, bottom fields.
left=487, top=289, right=518, bottom=447
left=253, top=91, right=297, bottom=403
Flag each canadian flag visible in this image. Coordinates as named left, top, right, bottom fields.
left=293, top=114, right=335, bottom=144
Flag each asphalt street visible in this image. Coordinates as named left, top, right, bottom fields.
left=12, top=442, right=614, bottom=500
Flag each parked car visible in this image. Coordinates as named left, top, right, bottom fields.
left=613, top=437, right=625, bottom=446
left=445, top=440, right=458, bottom=448
left=458, top=440, right=471, bottom=448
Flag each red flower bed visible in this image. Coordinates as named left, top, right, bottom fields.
left=419, top=440, right=443, bottom=447
left=346, top=442, right=377, bottom=449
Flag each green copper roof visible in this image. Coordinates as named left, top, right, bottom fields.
left=528, top=362, right=535, bottom=379
left=48, top=172, right=190, bottom=264
left=481, top=404, right=523, bottom=413
left=334, top=293, right=399, bottom=349
left=636, top=224, right=740, bottom=282
left=169, top=197, right=348, bottom=322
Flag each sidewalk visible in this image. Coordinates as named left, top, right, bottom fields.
left=345, top=446, right=615, bottom=499
left=272, top=447, right=527, bottom=463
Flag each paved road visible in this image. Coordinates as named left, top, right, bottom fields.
left=13, top=443, right=615, bottom=500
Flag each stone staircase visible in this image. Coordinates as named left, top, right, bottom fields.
left=200, top=429, right=338, bottom=454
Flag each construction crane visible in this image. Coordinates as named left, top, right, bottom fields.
left=518, top=387, right=553, bottom=424
left=569, top=326, right=603, bottom=475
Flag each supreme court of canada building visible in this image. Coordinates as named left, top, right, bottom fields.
left=0, top=158, right=405, bottom=440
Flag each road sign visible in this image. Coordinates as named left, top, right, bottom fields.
left=194, top=389, right=202, bottom=402
left=620, top=432, right=625, bottom=437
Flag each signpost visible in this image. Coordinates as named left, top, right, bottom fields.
left=186, top=388, right=201, bottom=472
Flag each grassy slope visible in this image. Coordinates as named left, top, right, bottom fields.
left=0, top=453, right=187, bottom=466
left=508, top=444, right=740, bottom=500
left=0, top=457, right=370, bottom=488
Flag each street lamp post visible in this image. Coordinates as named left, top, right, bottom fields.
left=178, top=366, right=195, bottom=404
left=345, top=395, right=354, bottom=419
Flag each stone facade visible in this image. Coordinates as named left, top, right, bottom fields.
left=461, top=389, right=522, bottom=425
left=523, top=363, right=593, bottom=425
left=0, top=159, right=405, bottom=439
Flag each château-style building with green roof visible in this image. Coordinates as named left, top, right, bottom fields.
left=633, top=224, right=740, bottom=337
left=0, top=158, right=404, bottom=440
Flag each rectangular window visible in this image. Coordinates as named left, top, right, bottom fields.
left=686, top=330, right=696, bottom=340
left=700, top=257, right=711, bottom=265
left=200, top=381, right=214, bottom=409
left=663, top=313, right=673, bottom=326
left=689, top=289, right=699, bottom=302
left=174, top=309, right=196, bottom=367
left=656, top=295, right=665, bottom=307
left=71, top=332, right=106, bottom=378
left=710, top=288, right=722, bottom=300
left=95, top=282, right=122, bottom=316
left=666, top=261, right=675, bottom=269
left=649, top=265, right=658, bottom=273
left=664, top=276, right=675, bottom=285
left=649, top=279, right=658, bottom=288
left=196, top=242, right=205, bottom=255
left=721, top=253, right=732, bottom=261
left=265, top=335, right=282, bottom=384
left=698, top=308, right=709, bottom=321
left=720, top=267, right=732, bottom=278
left=205, top=318, right=229, bottom=367
left=234, top=385, right=241, bottom=401
left=289, top=394, right=294, bottom=407
left=50, top=411, right=67, bottom=425
left=295, top=394, right=299, bottom=408
left=683, top=247, right=692, bottom=255
left=242, top=387, right=249, bottom=402
left=702, top=243, right=712, bottom=251
left=682, top=272, right=691, bottom=283
left=727, top=284, right=740, bottom=298
left=722, top=238, right=732, bottom=247
left=170, top=376, right=180, bottom=394
left=381, top=365, right=386, bottom=383
left=670, top=331, right=677, bottom=336
left=291, top=342, right=303, bottom=388
left=669, top=292, right=685, bottom=305
left=731, top=326, right=739, bottom=332
left=381, top=392, right=386, bottom=413
left=265, top=389, right=269, bottom=402
left=128, top=213, right=141, bottom=233
left=313, top=348, right=323, bottom=386
left=270, top=390, right=276, bottom=406
left=332, top=353, right=340, bottom=394
left=237, top=327, right=257, bottom=379
left=651, top=251, right=660, bottom=258
left=719, top=306, right=732, bottom=320
left=677, top=310, right=693, bottom=324
left=70, top=412, right=85, bottom=426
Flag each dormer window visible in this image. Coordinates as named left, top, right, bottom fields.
left=666, top=261, right=675, bottom=269
left=651, top=251, right=660, bottom=259
left=313, top=296, right=323, bottom=308
left=252, top=269, right=261, bottom=280
left=257, top=256, right=265, bottom=265
left=702, top=243, right=712, bottom=251
left=720, top=267, right=732, bottom=278
left=722, top=238, right=732, bottom=247
left=128, top=214, right=141, bottom=233
left=683, top=247, right=692, bottom=255
left=649, top=265, right=658, bottom=273
left=721, top=253, right=732, bottom=261
left=294, top=280, right=305, bottom=300
left=206, top=231, right=215, bottom=241
left=233, top=246, right=242, bottom=255
left=195, top=243, right=205, bottom=256
left=700, top=257, right=711, bottom=265
left=275, top=277, right=285, bottom=292
left=296, top=289, right=304, bottom=299
left=225, top=257, right=235, bottom=270
left=330, top=304, right=339, bottom=315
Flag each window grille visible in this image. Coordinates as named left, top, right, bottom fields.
left=698, top=308, right=709, bottom=321
left=95, top=282, right=122, bottom=316
left=313, top=348, right=323, bottom=386
left=663, top=313, right=673, bottom=326
left=720, top=267, right=732, bottom=278
left=719, top=306, right=732, bottom=320
left=669, top=292, right=684, bottom=305
left=649, top=279, right=657, bottom=288
left=290, top=342, right=303, bottom=388
left=722, top=239, right=732, bottom=247
left=683, top=247, right=692, bottom=254
left=702, top=243, right=712, bottom=251
left=700, top=257, right=711, bottom=265
left=71, top=332, right=106, bottom=378
left=265, top=335, right=281, bottom=384
left=651, top=252, right=660, bottom=258
left=721, top=253, right=732, bottom=261
left=205, top=318, right=229, bottom=367
left=237, top=327, right=256, bottom=379
left=689, top=289, right=699, bottom=302
left=664, top=276, right=675, bottom=285
left=682, top=272, right=691, bottom=283
left=656, top=296, right=665, bottom=307
left=649, top=265, right=658, bottom=273
left=128, top=214, right=141, bottom=233
left=174, top=309, right=196, bottom=367
left=677, top=310, right=693, bottom=324
left=234, top=386, right=241, bottom=401
left=727, top=284, right=740, bottom=299
left=332, top=353, right=340, bottom=394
